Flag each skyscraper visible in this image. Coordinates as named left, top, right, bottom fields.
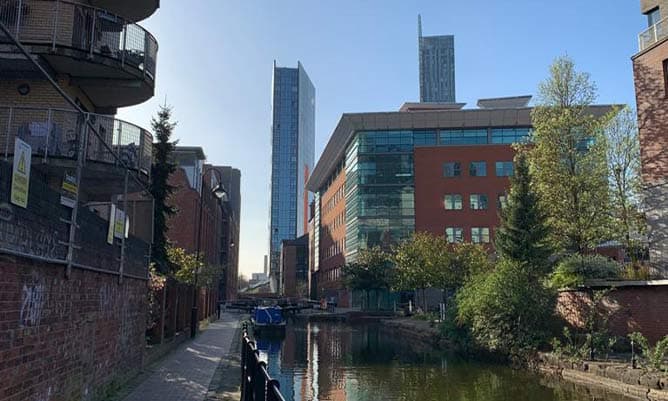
left=269, top=61, right=315, bottom=290
left=418, top=15, right=456, bottom=103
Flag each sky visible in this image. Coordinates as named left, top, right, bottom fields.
left=117, top=0, right=646, bottom=278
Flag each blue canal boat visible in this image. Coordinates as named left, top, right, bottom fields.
left=251, top=306, right=286, bottom=334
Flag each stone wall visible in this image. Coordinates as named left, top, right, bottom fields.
left=0, top=255, right=147, bottom=401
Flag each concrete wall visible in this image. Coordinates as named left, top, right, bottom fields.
left=640, top=0, right=668, bottom=14
left=0, top=256, right=147, bottom=401
left=557, top=283, right=668, bottom=344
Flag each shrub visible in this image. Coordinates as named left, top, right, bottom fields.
left=628, top=332, right=668, bottom=370
left=457, top=259, right=557, bottom=360
left=549, top=254, right=622, bottom=288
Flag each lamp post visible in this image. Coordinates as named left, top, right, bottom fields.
left=191, top=167, right=227, bottom=337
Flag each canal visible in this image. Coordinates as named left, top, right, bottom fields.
left=255, top=319, right=636, bottom=401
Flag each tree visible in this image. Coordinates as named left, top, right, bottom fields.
left=342, top=247, right=393, bottom=310
left=606, top=106, right=644, bottom=259
left=529, top=56, right=613, bottom=252
left=393, top=232, right=445, bottom=311
left=149, top=106, right=178, bottom=274
left=495, top=151, right=552, bottom=274
left=168, top=246, right=221, bottom=287
left=457, top=259, right=557, bottom=359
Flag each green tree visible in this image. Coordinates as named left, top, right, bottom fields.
left=495, top=151, right=552, bottom=274
left=168, top=246, right=221, bottom=287
left=530, top=56, right=613, bottom=253
left=150, top=106, right=178, bottom=273
left=342, top=247, right=393, bottom=310
left=457, top=259, right=557, bottom=359
left=606, top=106, right=644, bottom=259
left=393, top=232, right=445, bottom=311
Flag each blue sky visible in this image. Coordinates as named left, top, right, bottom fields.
left=118, top=1, right=646, bottom=277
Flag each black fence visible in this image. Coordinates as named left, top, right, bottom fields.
left=240, top=323, right=286, bottom=401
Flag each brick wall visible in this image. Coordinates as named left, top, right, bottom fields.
left=0, top=255, right=147, bottom=401
left=557, top=283, right=668, bottom=344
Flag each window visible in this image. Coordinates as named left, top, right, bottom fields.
left=445, top=227, right=463, bottom=243
left=495, top=161, right=514, bottom=176
left=648, top=7, right=661, bottom=27
left=470, top=194, right=488, bottom=210
left=443, top=162, right=461, bottom=177
left=439, top=129, right=488, bottom=145
left=497, top=193, right=508, bottom=209
left=444, top=194, right=463, bottom=210
left=491, top=128, right=531, bottom=144
left=469, top=161, right=487, bottom=177
left=471, top=227, right=490, bottom=244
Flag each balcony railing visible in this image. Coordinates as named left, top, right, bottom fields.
left=639, top=16, right=668, bottom=52
left=0, top=106, right=152, bottom=175
left=0, top=0, right=158, bottom=80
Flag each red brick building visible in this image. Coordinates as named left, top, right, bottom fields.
left=633, top=0, right=668, bottom=273
left=306, top=98, right=613, bottom=306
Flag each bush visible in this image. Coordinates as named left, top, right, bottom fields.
left=628, top=332, right=668, bottom=370
left=457, top=259, right=557, bottom=360
left=549, top=254, right=622, bottom=288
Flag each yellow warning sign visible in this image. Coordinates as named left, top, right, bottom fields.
left=11, top=138, right=31, bottom=208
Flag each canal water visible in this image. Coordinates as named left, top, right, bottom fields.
left=255, top=320, right=636, bottom=401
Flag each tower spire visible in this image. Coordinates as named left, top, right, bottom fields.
left=418, top=14, right=422, bottom=39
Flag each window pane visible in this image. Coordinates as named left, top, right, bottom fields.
left=446, top=227, right=463, bottom=243
left=491, top=128, right=531, bottom=144
left=443, top=162, right=461, bottom=177
left=470, top=194, right=488, bottom=210
left=439, top=129, right=488, bottom=145
left=444, top=194, right=462, bottom=210
left=495, top=161, right=514, bottom=177
left=470, top=161, right=486, bottom=177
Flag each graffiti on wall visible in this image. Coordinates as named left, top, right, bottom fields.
left=0, top=202, right=64, bottom=260
left=20, top=276, right=46, bottom=327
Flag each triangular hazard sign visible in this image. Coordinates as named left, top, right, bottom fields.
left=18, top=152, right=26, bottom=174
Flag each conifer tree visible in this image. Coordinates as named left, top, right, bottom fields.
left=495, top=151, right=552, bottom=275
left=149, top=106, right=177, bottom=273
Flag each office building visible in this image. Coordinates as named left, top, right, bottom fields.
left=633, top=0, right=668, bottom=274
left=306, top=98, right=613, bottom=306
left=418, top=15, right=456, bottom=103
left=269, top=61, right=315, bottom=290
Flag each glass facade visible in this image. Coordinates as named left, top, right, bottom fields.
left=491, top=128, right=531, bottom=144
left=269, top=63, right=315, bottom=276
left=344, top=130, right=440, bottom=259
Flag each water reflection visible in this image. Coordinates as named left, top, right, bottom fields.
left=257, top=321, right=634, bottom=401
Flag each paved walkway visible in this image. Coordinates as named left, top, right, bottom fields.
left=122, top=314, right=239, bottom=401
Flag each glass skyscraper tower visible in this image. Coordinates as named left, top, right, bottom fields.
left=269, top=61, right=315, bottom=288
left=418, top=15, right=456, bottom=103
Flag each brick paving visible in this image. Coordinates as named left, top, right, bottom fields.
left=122, top=314, right=239, bottom=401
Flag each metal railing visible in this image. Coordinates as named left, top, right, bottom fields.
left=0, top=0, right=158, bottom=80
left=639, top=16, right=668, bottom=51
left=0, top=106, right=152, bottom=175
left=241, top=324, right=286, bottom=401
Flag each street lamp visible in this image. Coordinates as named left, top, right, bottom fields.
left=191, top=167, right=227, bottom=337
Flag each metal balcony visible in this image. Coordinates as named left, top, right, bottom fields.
left=88, top=0, right=159, bottom=22
left=0, top=105, right=152, bottom=194
left=0, top=0, right=158, bottom=108
left=639, top=16, right=668, bottom=52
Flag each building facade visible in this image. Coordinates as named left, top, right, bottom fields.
left=306, top=99, right=612, bottom=305
left=418, top=15, right=456, bottom=103
left=213, top=165, right=241, bottom=300
left=633, top=0, right=668, bottom=273
left=269, top=61, right=315, bottom=290
left=280, top=234, right=309, bottom=298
